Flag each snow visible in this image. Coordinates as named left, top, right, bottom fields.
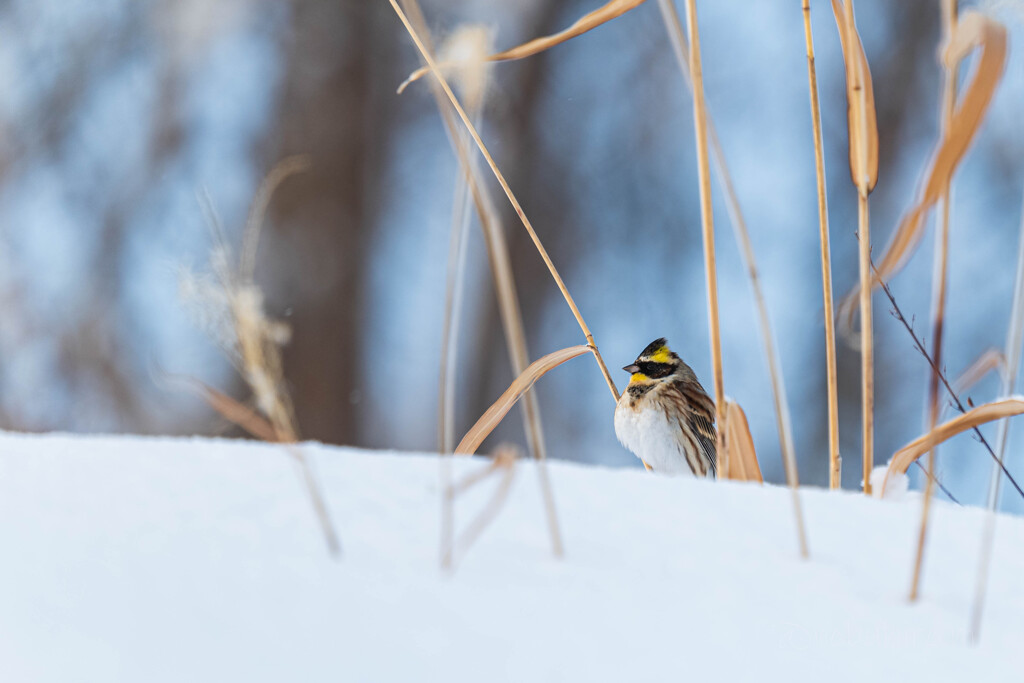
left=0, top=431, right=1020, bottom=682
left=871, top=463, right=910, bottom=500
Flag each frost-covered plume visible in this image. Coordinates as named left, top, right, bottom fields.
left=438, top=25, right=494, bottom=111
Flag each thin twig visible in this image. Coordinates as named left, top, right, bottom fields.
left=871, top=257, right=1024, bottom=501
left=912, top=460, right=960, bottom=504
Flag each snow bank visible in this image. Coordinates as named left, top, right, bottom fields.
left=0, top=431, right=1020, bottom=682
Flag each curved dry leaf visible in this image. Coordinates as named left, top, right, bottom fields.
left=839, top=12, right=1007, bottom=335
left=166, top=374, right=281, bottom=443
left=882, top=397, right=1024, bottom=495
left=935, top=348, right=1008, bottom=424
left=399, top=0, right=647, bottom=93
left=455, top=345, right=592, bottom=455
left=952, top=348, right=1008, bottom=398
left=723, top=399, right=763, bottom=483
left=832, top=0, right=878, bottom=194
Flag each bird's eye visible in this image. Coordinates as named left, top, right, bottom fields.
left=638, top=361, right=673, bottom=379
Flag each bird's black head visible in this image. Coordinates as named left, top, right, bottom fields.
left=622, top=338, right=681, bottom=381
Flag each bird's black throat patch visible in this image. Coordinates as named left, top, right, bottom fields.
left=627, top=383, right=654, bottom=398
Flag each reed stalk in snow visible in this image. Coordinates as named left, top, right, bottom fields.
left=801, top=0, right=841, bottom=490
left=389, top=0, right=620, bottom=405
left=970, top=187, right=1024, bottom=641
left=832, top=0, right=878, bottom=494
left=911, top=0, right=958, bottom=603
left=394, top=1, right=562, bottom=563
left=678, top=0, right=726, bottom=479
left=658, top=0, right=806, bottom=557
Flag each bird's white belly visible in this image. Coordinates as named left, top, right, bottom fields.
left=614, top=400, right=695, bottom=476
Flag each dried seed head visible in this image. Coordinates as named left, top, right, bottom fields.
left=439, top=25, right=493, bottom=112
left=177, top=266, right=236, bottom=355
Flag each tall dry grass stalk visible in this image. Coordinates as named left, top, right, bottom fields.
left=444, top=343, right=586, bottom=564
left=948, top=349, right=1007, bottom=404
left=436, top=27, right=492, bottom=455
left=442, top=446, right=518, bottom=570
left=395, top=1, right=561, bottom=561
left=185, top=163, right=341, bottom=558
left=438, top=158, right=473, bottom=453
left=969, top=187, right=1024, bottom=641
left=801, top=0, right=841, bottom=490
left=679, top=0, right=726, bottom=478
left=659, top=0, right=806, bottom=557
left=911, top=0, right=958, bottom=604
left=388, top=0, right=620, bottom=405
left=833, top=0, right=878, bottom=494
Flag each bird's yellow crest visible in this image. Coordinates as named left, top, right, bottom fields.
left=649, top=346, right=672, bottom=364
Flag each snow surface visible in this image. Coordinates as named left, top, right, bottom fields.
left=0, top=431, right=1021, bottom=682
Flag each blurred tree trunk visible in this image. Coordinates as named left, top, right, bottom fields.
left=267, top=0, right=399, bottom=445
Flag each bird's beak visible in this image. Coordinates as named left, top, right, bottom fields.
left=622, top=364, right=639, bottom=374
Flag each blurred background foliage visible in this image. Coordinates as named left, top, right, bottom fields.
left=1, top=0, right=1023, bottom=510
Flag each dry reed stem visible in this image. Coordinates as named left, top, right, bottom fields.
left=724, top=400, right=809, bottom=556
left=389, top=0, right=620, bottom=403
left=882, top=397, right=1024, bottom=494
left=442, top=448, right=518, bottom=570
left=437, top=30, right=489, bottom=454
left=287, top=444, right=342, bottom=557
left=396, top=1, right=561, bottom=558
left=857, top=192, right=873, bottom=495
left=455, top=346, right=592, bottom=456
left=438, top=150, right=473, bottom=453
left=970, top=188, right=1024, bottom=641
left=831, top=1, right=878, bottom=192
left=802, top=0, right=842, bottom=490
left=192, top=165, right=341, bottom=558
left=657, top=0, right=806, bottom=556
left=833, top=0, right=877, bottom=494
left=172, top=375, right=342, bottom=558
left=838, top=12, right=1007, bottom=332
left=679, top=0, right=726, bottom=481
left=398, top=0, right=648, bottom=93
left=912, top=0, right=959, bottom=603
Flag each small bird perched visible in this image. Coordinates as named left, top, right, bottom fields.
left=613, top=338, right=717, bottom=477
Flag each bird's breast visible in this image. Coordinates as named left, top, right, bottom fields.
left=614, top=395, right=695, bottom=476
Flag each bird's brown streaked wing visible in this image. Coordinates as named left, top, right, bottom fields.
left=689, top=412, right=718, bottom=475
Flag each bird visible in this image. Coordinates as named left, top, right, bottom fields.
left=613, top=338, right=717, bottom=477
